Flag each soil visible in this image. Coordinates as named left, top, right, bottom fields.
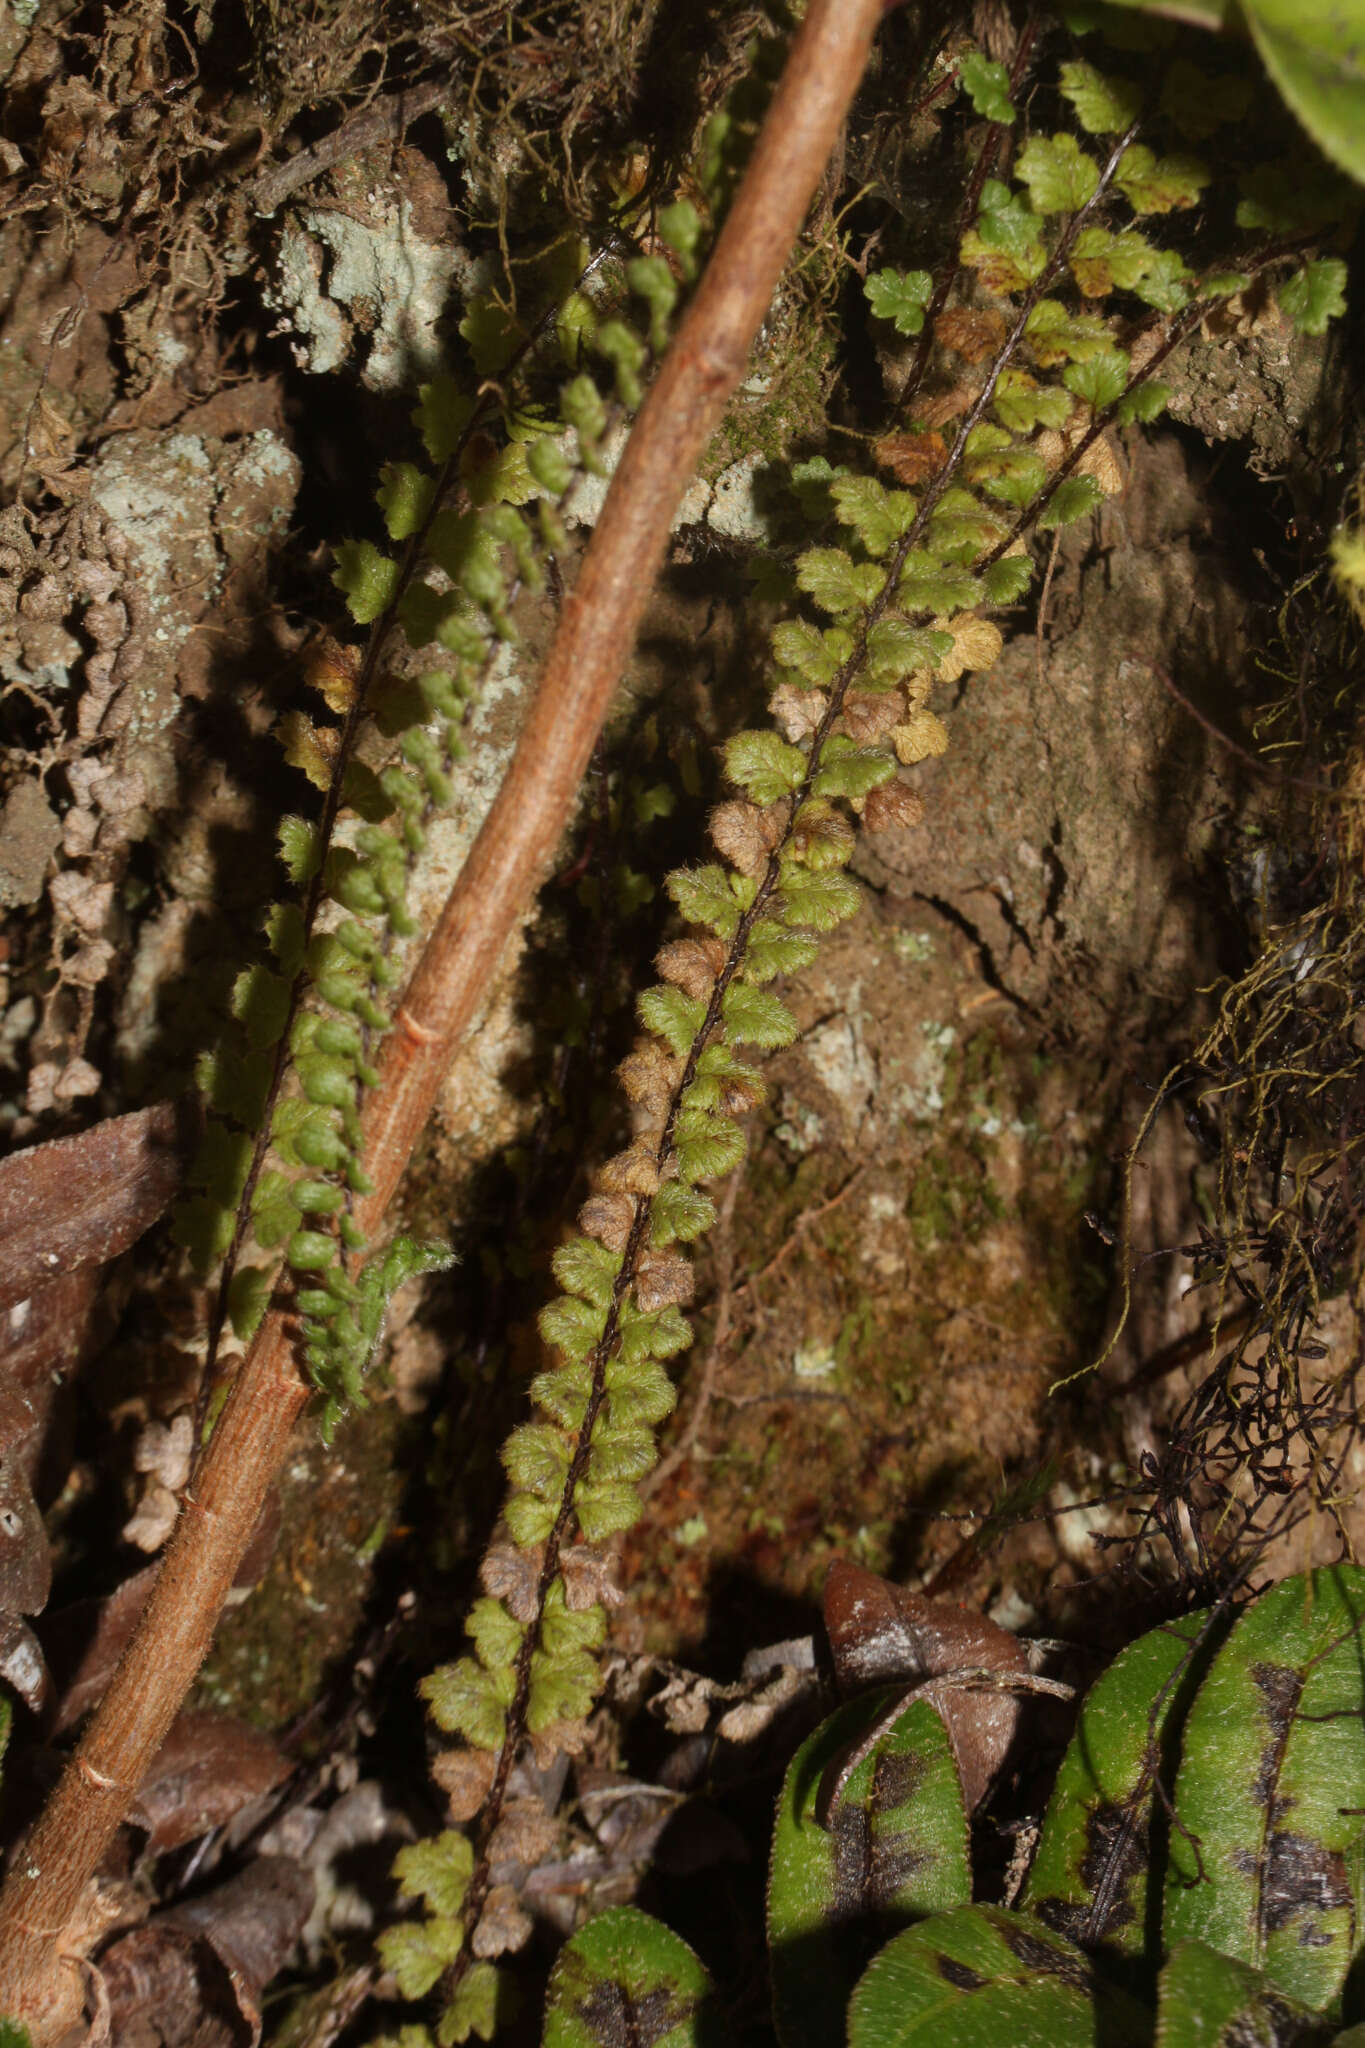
left=0, top=0, right=1361, bottom=2038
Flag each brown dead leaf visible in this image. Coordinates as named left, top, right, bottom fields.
left=820, top=1558, right=1030, bottom=1813
left=129, top=1710, right=291, bottom=1854
left=841, top=689, right=906, bottom=744
left=875, top=430, right=948, bottom=487
left=0, top=1100, right=194, bottom=1314
left=481, top=1542, right=542, bottom=1624
left=100, top=1856, right=313, bottom=2048
left=934, top=306, right=1008, bottom=363
left=431, top=1746, right=498, bottom=1822
left=861, top=780, right=925, bottom=832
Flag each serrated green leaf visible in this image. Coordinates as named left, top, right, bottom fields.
left=778, top=865, right=861, bottom=932
left=539, top=1293, right=608, bottom=1364
left=501, top=1425, right=573, bottom=1507
left=721, top=983, right=797, bottom=1050
left=982, top=555, right=1035, bottom=603
left=376, top=1915, right=463, bottom=2002
left=467, top=1594, right=524, bottom=1671
left=892, top=562, right=982, bottom=621
left=1129, top=245, right=1194, bottom=313
left=796, top=547, right=885, bottom=617
left=960, top=50, right=1014, bottom=123
left=1115, top=379, right=1170, bottom=426
left=227, top=1263, right=274, bottom=1343
left=650, top=1181, right=716, bottom=1247
left=967, top=441, right=1049, bottom=509
left=994, top=370, right=1073, bottom=434
left=414, top=374, right=475, bottom=462
left=438, top=1959, right=502, bottom=2045
left=393, top=1831, right=474, bottom=1917
left=459, top=294, right=520, bottom=377
left=667, top=863, right=747, bottom=940
left=278, top=815, right=320, bottom=886
left=376, top=461, right=435, bottom=541
left=602, top=1354, right=677, bottom=1429
left=724, top=729, right=809, bottom=804
left=231, top=964, right=293, bottom=1052
left=250, top=1169, right=301, bottom=1251
left=830, top=475, right=917, bottom=557
left=542, top=1905, right=715, bottom=2048
left=770, top=1692, right=970, bottom=2048
left=420, top=1654, right=513, bottom=1747
left=573, top=1477, right=642, bottom=1542
left=1017, top=133, right=1100, bottom=214
left=812, top=737, right=896, bottom=803
left=1058, top=58, right=1142, bottom=132
left=332, top=540, right=399, bottom=625
left=552, top=1236, right=622, bottom=1310
left=616, top=1299, right=691, bottom=1365
left=865, top=267, right=934, bottom=336
left=744, top=919, right=819, bottom=984
left=639, top=983, right=707, bottom=1058
left=1277, top=257, right=1348, bottom=336
left=673, top=1107, right=746, bottom=1184
left=772, top=617, right=844, bottom=688
left=1063, top=348, right=1130, bottom=410
left=1026, top=300, right=1114, bottom=368
left=962, top=179, right=1047, bottom=293
left=1037, top=474, right=1104, bottom=530
left=1116, top=143, right=1209, bottom=214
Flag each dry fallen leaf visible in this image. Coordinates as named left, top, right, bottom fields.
left=820, top=1557, right=1031, bottom=1814
left=0, top=1099, right=194, bottom=1314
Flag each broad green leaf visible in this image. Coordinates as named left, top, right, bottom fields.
left=1023, top=1611, right=1211, bottom=1961
left=845, top=1904, right=1140, bottom=2047
left=1155, top=1940, right=1327, bottom=2046
left=1164, top=1566, right=1365, bottom=2013
left=1243, top=0, right=1365, bottom=183
left=542, top=1905, right=718, bottom=2047
left=768, top=1690, right=970, bottom=2048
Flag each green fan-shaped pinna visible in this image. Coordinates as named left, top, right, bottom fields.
left=540, top=1567, right=1365, bottom=2046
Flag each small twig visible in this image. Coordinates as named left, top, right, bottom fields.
left=250, top=77, right=451, bottom=214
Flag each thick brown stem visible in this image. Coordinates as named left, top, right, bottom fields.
left=0, top=0, right=883, bottom=2026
